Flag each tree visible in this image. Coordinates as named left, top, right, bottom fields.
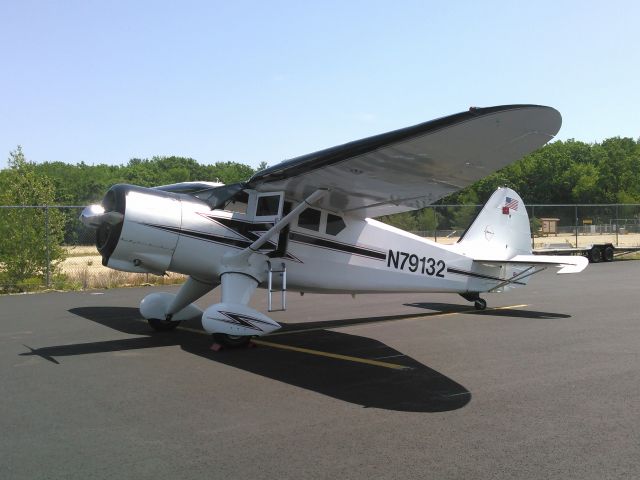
left=378, top=211, right=419, bottom=231
left=256, top=161, right=269, bottom=172
left=448, top=190, right=480, bottom=230
left=0, top=146, right=66, bottom=291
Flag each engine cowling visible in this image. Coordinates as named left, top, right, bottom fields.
left=81, top=184, right=182, bottom=275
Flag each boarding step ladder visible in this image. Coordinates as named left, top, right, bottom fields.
left=267, top=261, right=286, bottom=312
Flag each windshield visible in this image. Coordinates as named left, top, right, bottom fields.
left=192, top=182, right=247, bottom=210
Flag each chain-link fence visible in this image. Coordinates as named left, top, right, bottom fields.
left=410, top=204, right=640, bottom=249
left=2, top=204, right=640, bottom=292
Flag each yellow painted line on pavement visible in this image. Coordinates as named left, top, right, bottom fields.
left=251, top=339, right=411, bottom=370
left=169, top=324, right=410, bottom=370
left=492, top=304, right=528, bottom=310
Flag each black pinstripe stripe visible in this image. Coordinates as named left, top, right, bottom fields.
left=447, top=267, right=526, bottom=285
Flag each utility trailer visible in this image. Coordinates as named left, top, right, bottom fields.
left=533, top=243, right=640, bottom=263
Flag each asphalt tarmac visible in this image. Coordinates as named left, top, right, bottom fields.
left=2, top=261, right=640, bottom=479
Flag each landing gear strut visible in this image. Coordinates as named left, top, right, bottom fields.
left=140, top=276, right=217, bottom=332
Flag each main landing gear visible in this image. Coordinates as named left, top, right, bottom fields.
left=148, top=318, right=182, bottom=331
left=474, top=298, right=487, bottom=311
left=148, top=315, right=253, bottom=349
left=212, top=333, right=252, bottom=348
left=460, top=292, right=487, bottom=311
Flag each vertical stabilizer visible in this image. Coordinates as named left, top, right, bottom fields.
left=453, top=187, right=531, bottom=260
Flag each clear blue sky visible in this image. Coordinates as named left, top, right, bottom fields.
left=1, top=0, right=638, bottom=170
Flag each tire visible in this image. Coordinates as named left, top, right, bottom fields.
left=603, top=246, right=614, bottom=262
left=148, top=318, right=182, bottom=331
left=589, top=246, right=602, bottom=263
left=212, top=333, right=252, bottom=348
left=474, top=299, right=487, bottom=311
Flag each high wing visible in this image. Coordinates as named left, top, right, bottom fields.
left=248, top=104, right=561, bottom=218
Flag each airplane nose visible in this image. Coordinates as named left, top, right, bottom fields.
left=79, top=185, right=128, bottom=265
left=80, top=204, right=124, bottom=228
left=80, top=204, right=105, bottom=228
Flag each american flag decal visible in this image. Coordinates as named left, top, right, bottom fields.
left=504, top=197, right=519, bottom=211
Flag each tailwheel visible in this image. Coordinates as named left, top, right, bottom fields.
left=474, top=298, right=487, bottom=311
left=212, top=333, right=252, bottom=348
left=148, top=318, right=182, bottom=331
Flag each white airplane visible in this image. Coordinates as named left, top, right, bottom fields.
left=80, top=104, right=587, bottom=347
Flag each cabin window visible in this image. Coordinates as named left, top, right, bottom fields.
left=326, top=214, right=346, bottom=236
left=256, top=194, right=281, bottom=216
left=298, top=208, right=321, bottom=231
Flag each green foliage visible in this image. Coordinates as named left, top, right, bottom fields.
left=256, top=161, right=269, bottom=172
left=530, top=217, right=542, bottom=236
left=447, top=190, right=480, bottom=229
left=378, top=212, right=419, bottom=231
left=23, top=156, right=257, bottom=205
left=0, top=147, right=67, bottom=291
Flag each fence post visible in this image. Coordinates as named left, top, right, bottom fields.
left=45, top=205, right=51, bottom=288
left=574, top=205, right=578, bottom=248
left=433, top=206, right=437, bottom=243
left=616, top=204, right=619, bottom=246
left=531, top=205, right=535, bottom=249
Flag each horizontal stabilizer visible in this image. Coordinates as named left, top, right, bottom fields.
left=474, top=255, right=588, bottom=274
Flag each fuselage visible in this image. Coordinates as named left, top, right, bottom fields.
left=96, top=184, right=511, bottom=295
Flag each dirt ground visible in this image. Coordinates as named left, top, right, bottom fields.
left=60, top=246, right=183, bottom=288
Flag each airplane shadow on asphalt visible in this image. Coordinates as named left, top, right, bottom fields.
left=20, top=302, right=572, bottom=412
left=19, top=306, right=483, bottom=413
left=404, top=303, right=572, bottom=320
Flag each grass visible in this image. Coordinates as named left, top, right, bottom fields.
left=58, top=246, right=187, bottom=290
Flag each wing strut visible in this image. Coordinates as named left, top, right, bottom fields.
left=226, top=189, right=328, bottom=265
left=488, top=266, right=547, bottom=293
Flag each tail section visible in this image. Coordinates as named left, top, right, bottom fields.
left=455, top=187, right=531, bottom=260
left=450, top=187, right=587, bottom=298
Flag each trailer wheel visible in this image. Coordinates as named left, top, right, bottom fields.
left=589, top=246, right=602, bottom=263
left=603, top=246, right=614, bottom=262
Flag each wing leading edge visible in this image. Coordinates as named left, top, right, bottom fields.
left=248, top=105, right=561, bottom=218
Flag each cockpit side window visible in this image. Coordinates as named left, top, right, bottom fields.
left=256, top=194, right=281, bottom=216
left=298, top=208, right=321, bottom=231
left=192, top=183, right=246, bottom=210
left=224, top=190, right=249, bottom=213
left=326, top=214, right=346, bottom=235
